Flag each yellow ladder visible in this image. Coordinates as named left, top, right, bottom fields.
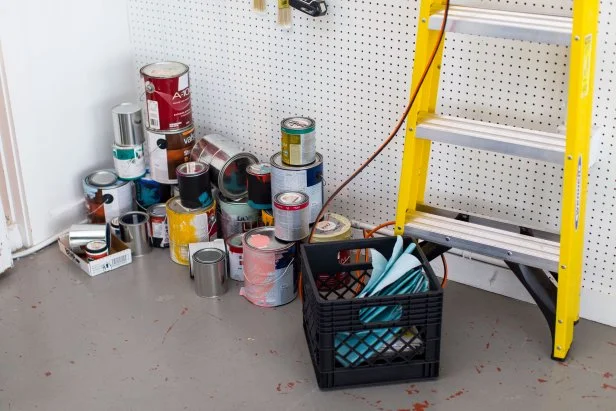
left=395, top=1, right=599, bottom=360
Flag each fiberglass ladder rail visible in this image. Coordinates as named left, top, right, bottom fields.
left=394, top=1, right=599, bottom=360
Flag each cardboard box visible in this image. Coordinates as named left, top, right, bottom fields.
left=58, top=233, right=132, bottom=277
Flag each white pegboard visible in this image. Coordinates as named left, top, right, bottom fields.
left=127, top=1, right=616, bottom=295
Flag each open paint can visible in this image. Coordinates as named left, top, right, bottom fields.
left=119, top=211, right=152, bottom=257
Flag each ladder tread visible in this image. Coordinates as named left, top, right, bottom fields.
left=417, top=113, right=566, bottom=164
left=429, top=6, right=573, bottom=45
left=405, top=211, right=561, bottom=271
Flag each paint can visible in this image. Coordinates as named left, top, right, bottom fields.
left=135, top=171, right=171, bottom=209
left=281, top=117, right=316, bottom=166
left=240, top=227, right=297, bottom=307
left=192, top=248, right=228, bottom=298
left=217, top=192, right=260, bottom=239
left=312, top=213, right=353, bottom=290
left=261, top=209, right=274, bottom=227
left=273, top=192, right=310, bottom=242
left=85, top=240, right=109, bottom=261
left=270, top=152, right=323, bottom=223
left=68, top=224, right=109, bottom=252
left=112, top=102, right=145, bottom=146
left=146, top=127, right=195, bottom=184
left=246, top=163, right=272, bottom=210
left=113, top=143, right=146, bottom=180
left=176, top=161, right=212, bottom=209
left=119, top=211, right=152, bottom=257
left=140, top=61, right=192, bottom=131
left=191, top=134, right=258, bottom=200
left=110, top=217, right=121, bottom=237
left=166, top=197, right=218, bottom=266
left=83, top=169, right=134, bottom=224
left=226, top=233, right=244, bottom=281
left=147, top=203, right=169, bottom=248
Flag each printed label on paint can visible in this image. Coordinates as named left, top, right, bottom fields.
left=101, top=184, right=133, bottom=224
left=229, top=250, right=243, bottom=281
left=147, top=129, right=195, bottom=184
left=271, top=167, right=323, bottom=223
left=167, top=198, right=218, bottom=265
left=147, top=100, right=160, bottom=130
left=113, top=143, right=146, bottom=180
left=281, top=132, right=316, bottom=166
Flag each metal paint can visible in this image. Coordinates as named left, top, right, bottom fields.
left=147, top=203, right=169, bottom=248
left=312, top=213, right=353, bottom=290
left=270, top=152, right=323, bottom=223
left=226, top=233, right=244, bottom=281
left=261, top=209, right=274, bottom=226
left=119, top=211, right=152, bottom=257
left=110, top=217, right=121, bottom=237
left=135, top=171, right=171, bottom=210
left=191, top=134, right=258, bottom=200
left=113, top=143, right=146, bottom=180
left=273, top=192, right=310, bottom=241
left=140, top=61, right=192, bottom=131
left=281, top=117, right=316, bottom=166
left=246, top=163, right=272, bottom=210
left=85, top=240, right=109, bottom=261
left=166, top=197, right=218, bottom=266
left=193, top=248, right=228, bottom=298
left=240, top=227, right=297, bottom=307
left=176, top=161, right=212, bottom=209
left=146, top=127, right=195, bottom=184
left=112, top=102, right=145, bottom=146
left=217, top=192, right=260, bottom=239
left=68, top=224, right=109, bottom=252
left=83, top=169, right=134, bottom=224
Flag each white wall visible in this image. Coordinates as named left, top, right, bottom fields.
left=0, top=0, right=135, bottom=245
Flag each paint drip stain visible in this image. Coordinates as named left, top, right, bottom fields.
left=181, top=307, right=188, bottom=315
left=475, top=366, right=482, bottom=374
left=270, top=350, right=279, bottom=356
left=44, top=371, right=51, bottom=377
left=608, top=342, right=616, bottom=347
left=603, top=372, right=613, bottom=379
left=538, top=378, right=547, bottom=383
left=446, top=390, right=465, bottom=400
left=406, top=384, right=420, bottom=395
left=497, top=367, right=502, bottom=372
left=276, top=383, right=282, bottom=392
left=486, top=342, right=490, bottom=350
left=412, top=400, right=430, bottom=411
left=602, top=383, right=616, bottom=390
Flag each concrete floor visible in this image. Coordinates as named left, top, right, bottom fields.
left=1, top=246, right=615, bottom=411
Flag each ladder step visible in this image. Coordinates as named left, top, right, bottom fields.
left=405, top=211, right=560, bottom=271
left=417, top=113, right=566, bottom=164
left=429, top=6, right=572, bottom=45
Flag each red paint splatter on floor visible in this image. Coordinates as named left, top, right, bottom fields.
left=538, top=378, right=547, bottom=383
left=446, top=390, right=465, bottom=400
left=181, top=307, right=188, bottom=315
left=69, top=361, right=75, bottom=364
left=607, top=342, right=616, bottom=347
left=558, top=362, right=569, bottom=367
left=270, top=350, right=279, bottom=356
left=496, top=367, right=502, bottom=372
left=276, top=383, right=282, bottom=392
left=603, top=372, right=613, bottom=379
left=398, top=409, right=410, bottom=411
left=287, top=382, right=295, bottom=389
left=602, top=383, right=616, bottom=390
left=31, top=305, right=37, bottom=309
left=430, top=389, right=437, bottom=393
left=44, top=371, right=51, bottom=377
left=406, top=384, right=420, bottom=395
left=475, top=366, right=482, bottom=374
left=412, top=400, right=430, bottom=411
left=486, top=342, right=490, bottom=350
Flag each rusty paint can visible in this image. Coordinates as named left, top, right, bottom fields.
left=146, top=126, right=195, bottom=184
left=83, top=169, right=134, bottom=224
left=140, top=61, right=192, bottom=131
left=166, top=197, right=218, bottom=266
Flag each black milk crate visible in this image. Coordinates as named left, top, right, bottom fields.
left=301, top=236, right=443, bottom=389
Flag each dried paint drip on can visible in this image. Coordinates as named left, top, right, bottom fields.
left=85, top=240, right=108, bottom=261
left=270, top=152, right=323, bottom=223
left=166, top=197, right=218, bottom=266
left=147, top=203, right=169, bottom=248
left=176, top=161, right=212, bottom=209
left=227, top=233, right=244, bottom=281
left=217, top=192, right=260, bottom=239
left=261, top=209, right=274, bottom=226
left=83, top=170, right=134, bottom=224
left=191, top=134, right=258, bottom=200
left=241, top=227, right=297, bottom=307
left=140, top=62, right=192, bottom=131
left=146, top=127, right=195, bottom=184
left=281, top=117, right=316, bottom=166
left=246, top=163, right=272, bottom=210
left=135, top=171, right=171, bottom=210
left=113, top=144, right=146, bottom=180
left=273, top=192, right=310, bottom=242
left=312, top=213, right=353, bottom=290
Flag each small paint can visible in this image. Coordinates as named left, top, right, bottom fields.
left=217, top=192, right=260, bottom=239
left=281, top=117, right=316, bottom=166
left=226, top=233, right=244, bottom=281
left=85, top=240, right=109, bottom=261
left=166, top=197, right=218, bottom=265
left=113, top=143, right=146, bottom=180
left=176, top=161, right=212, bottom=209
left=246, top=163, right=272, bottom=210
left=68, top=224, right=109, bottom=252
left=261, top=209, right=274, bottom=226
left=119, top=211, right=152, bottom=257
left=193, top=248, right=228, bottom=298
left=110, top=217, right=121, bottom=237
left=146, top=127, right=195, bottom=184
left=83, top=169, right=134, bottom=224
left=191, top=134, right=258, bottom=200
left=312, top=213, right=353, bottom=290
left=140, top=61, right=192, bottom=131
left=147, top=203, right=169, bottom=248
left=135, top=171, right=171, bottom=210
left=240, top=227, right=297, bottom=307
left=270, top=152, right=323, bottom=223
left=273, top=192, right=310, bottom=242
left=112, top=102, right=145, bottom=146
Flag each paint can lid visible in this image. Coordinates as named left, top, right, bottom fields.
left=313, top=213, right=352, bottom=242
left=85, top=240, right=108, bottom=254
left=247, top=163, right=271, bottom=176
left=110, top=217, right=120, bottom=228
left=86, top=170, right=118, bottom=187
left=176, top=161, right=209, bottom=177
left=281, top=117, right=316, bottom=133
left=274, top=192, right=309, bottom=208
left=147, top=203, right=167, bottom=218
left=140, top=61, right=189, bottom=78
left=193, top=248, right=225, bottom=264
left=270, top=152, right=323, bottom=171
left=244, top=227, right=294, bottom=252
